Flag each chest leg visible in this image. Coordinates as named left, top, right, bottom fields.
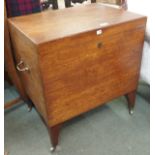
left=125, top=90, right=136, bottom=115
left=49, top=124, right=62, bottom=151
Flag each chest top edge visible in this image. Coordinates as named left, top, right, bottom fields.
left=8, top=4, right=147, bottom=45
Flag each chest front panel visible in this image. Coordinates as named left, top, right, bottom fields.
left=39, top=21, right=145, bottom=126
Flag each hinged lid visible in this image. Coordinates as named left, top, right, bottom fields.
left=8, top=3, right=146, bottom=44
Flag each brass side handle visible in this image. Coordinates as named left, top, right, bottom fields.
left=16, top=60, right=29, bottom=72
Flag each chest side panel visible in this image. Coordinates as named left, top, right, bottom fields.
left=39, top=18, right=146, bottom=126
left=8, top=24, right=48, bottom=121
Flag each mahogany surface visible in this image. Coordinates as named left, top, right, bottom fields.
left=8, top=3, right=146, bottom=147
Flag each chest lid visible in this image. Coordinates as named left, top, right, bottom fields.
left=8, top=3, right=146, bottom=44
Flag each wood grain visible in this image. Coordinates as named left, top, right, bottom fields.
left=39, top=23, right=145, bottom=126
left=8, top=3, right=146, bottom=128
left=8, top=3, right=145, bottom=44
left=8, top=23, right=48, bottom=121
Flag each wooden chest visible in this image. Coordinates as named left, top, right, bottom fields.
left=8, top=3, right=146, bottom=150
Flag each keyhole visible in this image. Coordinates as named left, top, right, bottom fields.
left=97, top=42, right=103, bottom=48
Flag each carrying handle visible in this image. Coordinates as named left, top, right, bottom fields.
left=16, top=60, right=29, bottom=72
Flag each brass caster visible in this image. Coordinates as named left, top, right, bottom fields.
left=50, top=147, right=55, bottom=152
left=27, top=105, right=32, bottom=112
left=50, top=145, right=61, bottom=152
left=26, top=100, right=33, bottom=112
left=129, top=109, right=134, bottom=115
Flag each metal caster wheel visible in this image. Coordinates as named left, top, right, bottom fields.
left=27, top=105, right=32, bottom=112
left=50, top=145, right=61, bottom=152
left=129, top=109, right=134, bottom=115
left=26, top=100, right=33, bottom=112
left=50, top=147, right=55, bottom=152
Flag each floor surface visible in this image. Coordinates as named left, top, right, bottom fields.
left=4, top=82, right=150, bottom=155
